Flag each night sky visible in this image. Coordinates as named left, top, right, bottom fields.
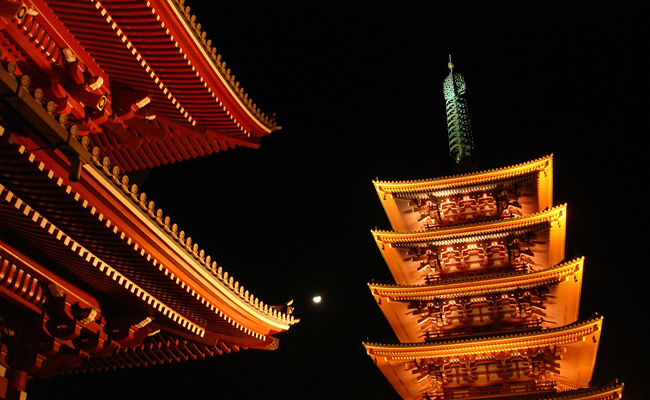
left=29, top=1, right=644, bottom=399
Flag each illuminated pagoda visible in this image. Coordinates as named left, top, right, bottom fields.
left=364, top=60, right=623, bottom=399
left=0, top=1, right=295, bottom=399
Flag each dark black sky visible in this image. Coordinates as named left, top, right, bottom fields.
left=30, top=1, right=644, bottom=399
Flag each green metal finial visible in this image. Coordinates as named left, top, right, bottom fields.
left=443, top=56, right=474, bottom=164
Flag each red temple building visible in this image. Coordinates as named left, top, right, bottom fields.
left=364, top=61, right=623, bottom=399
left=0, top=1, right=295, bottom=398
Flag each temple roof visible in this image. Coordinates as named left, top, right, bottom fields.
left=373, top=155, right=553, bottom=231
left=372, top=203, right=565, bottom=245
left=373, top=155, right=552, bottom=197
left=364, top=315, right=601, bottom=355
left=495, top=381, right=624, bottom=400
left=0, top=123, right=296, bottom=350
left=369, top=258, right=584, bottom=342
left=1, top=0, right=281, bottom=173
left=372, top=205, right=566, bottom=284
left=369, top=257, right=583, bottom=299
left=365, top=317, right=602, bottom=397
left=372, top=381, right=626, bottom=400
left=47, top=0, right=277, bottom=134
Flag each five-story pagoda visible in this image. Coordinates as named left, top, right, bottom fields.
left=364, top=59, right=623, bottom=400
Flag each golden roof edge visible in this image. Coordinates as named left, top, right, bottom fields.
left=368, top=256, right=584, bottom=291
left=170, top=0, right=278, bottom=131
left=372, top=203, right=567, bottom=239
left=363, top=315, right=602, bottom=348
left=373, top=154, right=552, bottom=191
left=79, top=137, right=296, bottom=326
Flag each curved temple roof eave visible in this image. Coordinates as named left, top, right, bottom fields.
left=371, top=203, right=567, bottom=242
left=163, top=0, right=275, bottom=135
left=373, top=154, right=553, bottom=194
left=363, top=315, right=603, bottom=354
left=368, top=256, right=585, bottom=299
left=78, top=151, right=296, bottom=336
left=0, top=122, right=295, bottom=343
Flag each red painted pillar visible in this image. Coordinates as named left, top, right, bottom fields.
left=6, top=369, right=27, bottom=400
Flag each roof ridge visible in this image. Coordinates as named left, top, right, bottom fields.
left=372, top=203, right=566, bottom=236
left=373, top=154, right=552, bottom=187
left=363, top=315, right=602, bottom=347
left=80, top=136, right=296, bottom=326
left=368, top=256, right=584, bottom=289
left=171, top=0, right=278, bottom=130
left=495, top=381, right=624, bottom=400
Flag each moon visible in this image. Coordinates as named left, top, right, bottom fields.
left=312, top=295, right=322, bottom=303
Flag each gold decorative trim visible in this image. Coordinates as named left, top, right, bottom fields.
left=372, top=204, right=566, bottom=245
left=374, top=154, right=552, bottom=195
left=170, top=0, right=278, bottom=130
left=369, top=257, right=583, bottom=300
left=80, top=136, right=296, bottom=328
left=364, top=316, right=601, bottom=358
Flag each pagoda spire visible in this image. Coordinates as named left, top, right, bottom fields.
left=443, top=55, right=475, bottom=164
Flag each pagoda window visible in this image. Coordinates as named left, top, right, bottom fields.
left=462, top=244, right=487, bottom=268
left=440, top=199, right=460, bottom=224
left=458, top=196, right=478, bottom=221
left=440, top=247, right=463, bottom=272
left=486, top=241, right=509, bottom=267
left=477, top=193, right=497, bottom=217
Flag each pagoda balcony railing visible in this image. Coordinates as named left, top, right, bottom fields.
left=440, top=380, right=555, bottom=400
left=423, top=212, right=510, bottom=230
left=424, top=318, right=542, bottom=341
left=424, top=263, right=530, bottom=284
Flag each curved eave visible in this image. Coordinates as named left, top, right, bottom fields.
left=46, top=0, right=276, bottom=139
left=0, top=127, right=295, bottom=348
left=366, top=317, right=602, bottom=390
left=0, top=178, right=204, bottom=336
left=372, top=204, right=566, bottom=245
left=374, top=154, right=553, bottom=196
left=79, top=143, right=297, bottom=334
left=370, top=258, right=584, bottom=342
left=370, top=257, right=583, bottom=300
left=502, top=382, right=624, bottom=400
left=365, top=318, right=602, bottom=399
left=365, top=316, right=600, bottom=355
left=64, top=332, right=243, bottom=374
left=160, top=0, right=276, bottom=135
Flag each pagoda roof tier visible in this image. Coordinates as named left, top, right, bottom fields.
left=0, top=124, right=296, bottom=352
left=369, top=258, right=584, bottom=343
left=364, top=317, right=603, bottom=400
left=2, top=0, right=279, bottom=172
left=372, top=205, right=567, bottom=285
left=374, top=155, right=553, bottom=231
left=492, top=381, right=623, bottom=400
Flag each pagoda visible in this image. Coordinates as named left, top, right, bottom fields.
left=0, top=1, right=296, bottom=399
left=364, top=59, right=623, bottom=400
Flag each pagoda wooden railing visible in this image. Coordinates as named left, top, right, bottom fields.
left=423, top=318, right=542, bottom=341
left=424, top=263, right=530, bottom=284
left=439, top=380, right=555, bottom=399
